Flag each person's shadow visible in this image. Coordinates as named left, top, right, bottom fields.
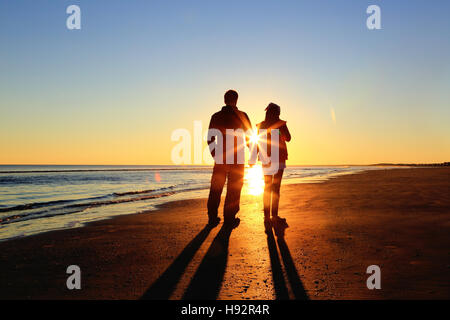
left=141, top=219, right=306, bottom=300
left=182, top=223, right=235, bottom=299
left=141, top=224, right=213, bottom=300
left=266, top=222, right=309, bottom=300
left=266, top=222, right=289, bottom=299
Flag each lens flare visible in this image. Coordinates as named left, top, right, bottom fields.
left=250, top=131, right=260, bottom=144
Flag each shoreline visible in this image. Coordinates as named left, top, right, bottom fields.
left=0, top=167, right=449, bottom=299
left=0, top=165, right=383, bottom=242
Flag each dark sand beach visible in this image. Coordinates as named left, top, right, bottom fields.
left=1, top=168, right=449, bottom=299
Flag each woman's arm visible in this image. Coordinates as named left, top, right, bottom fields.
left=281, top=124, right=291, bottom=142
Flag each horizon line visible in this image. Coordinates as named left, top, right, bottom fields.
left=0, top=162, right=448, bottom=167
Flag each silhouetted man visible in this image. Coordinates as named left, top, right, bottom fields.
left=207, top=90, right=252, bottom=227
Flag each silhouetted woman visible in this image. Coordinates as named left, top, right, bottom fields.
left=257, top=103, right=291, bottom=227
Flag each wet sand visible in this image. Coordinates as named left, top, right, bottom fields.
left=0, top=167, right=449, bottom=299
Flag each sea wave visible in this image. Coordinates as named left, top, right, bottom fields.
left=0, top=191, right=177, bottom=225
left=113, top=185, right=175, bottom=196
left=0, top=167, right=212, bottom=174
left=0, top=183, right=211, bottom=225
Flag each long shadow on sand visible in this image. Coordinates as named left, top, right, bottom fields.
left=182, top=224, right=234, bottom=299
left=269, top=223, right=309, bottom=300
left=141, top=224, right=213, bottom=300
left=266, top=225, right=290, bottom=299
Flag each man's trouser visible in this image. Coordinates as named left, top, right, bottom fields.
left=207, top=164, right=244, bottom=222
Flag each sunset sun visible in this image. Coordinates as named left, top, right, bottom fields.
left=249, top=131, right=260, bottom=145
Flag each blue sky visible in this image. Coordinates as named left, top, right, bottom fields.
left=1, top=0, right=449, bottom=164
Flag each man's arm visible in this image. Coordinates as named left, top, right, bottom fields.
left=243, top=112, right=256, bottom=166
left=243, top=112, right=252, bottom=132
left=207, top=115, right=216, bottom=157
left=243, top=112, right=253, bottom=148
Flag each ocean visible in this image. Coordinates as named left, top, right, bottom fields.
left=0, top=165, right=379, bottom=241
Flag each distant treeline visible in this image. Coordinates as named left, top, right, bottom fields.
left=372, top=162, right=450, bottom=167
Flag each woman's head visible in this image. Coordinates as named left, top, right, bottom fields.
left=265, top=103, right=281, bottom=123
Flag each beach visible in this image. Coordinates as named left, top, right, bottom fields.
left=1, top=167, right=449, bottom=299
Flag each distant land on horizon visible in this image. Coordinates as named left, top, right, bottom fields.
left=0, top=162, right=449, bottom=167
left=371, top=162, right=450, bottom=167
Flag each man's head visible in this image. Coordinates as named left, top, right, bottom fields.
left=224, top=90, right=238, bottom=107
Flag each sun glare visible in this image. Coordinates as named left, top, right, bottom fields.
left=245, top=165, right=264, bottom=196
left=250, top=131, right=260, bottom=144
